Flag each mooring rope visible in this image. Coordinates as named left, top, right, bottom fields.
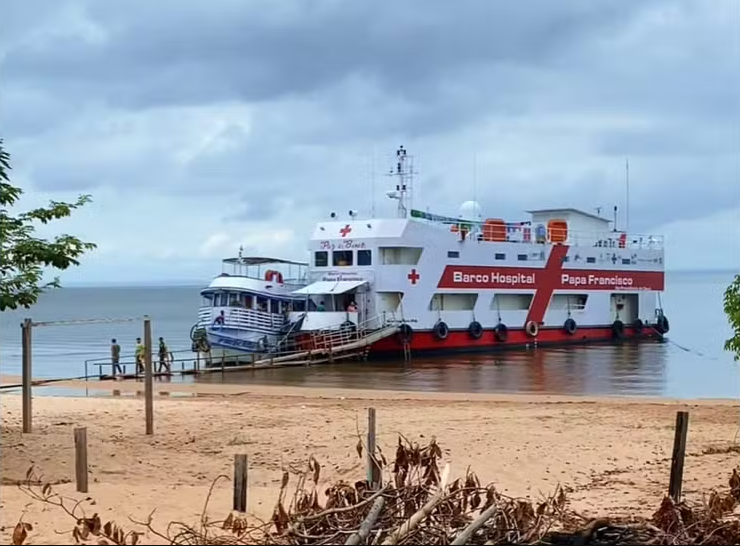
left=31, top=317, right=142, bottom=327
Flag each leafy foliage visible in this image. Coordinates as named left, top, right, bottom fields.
left=0, top=138, right=96, bottom=311
left=723, top=274, right=740, bottom=361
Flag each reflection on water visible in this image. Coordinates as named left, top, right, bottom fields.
left=195, top=341, right=672, bottom=397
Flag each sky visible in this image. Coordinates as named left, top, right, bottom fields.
left=0, top=0, right=738, bottom=285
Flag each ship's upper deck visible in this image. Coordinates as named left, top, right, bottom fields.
left=310, top=209, right=663, bottom=251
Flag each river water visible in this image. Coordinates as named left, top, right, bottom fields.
left=1, top=270, right=737, bottom=398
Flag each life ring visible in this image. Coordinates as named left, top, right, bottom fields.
left=612, top=319, right=625, bottom=339
left=468, top=321, right=483, bottom=340
left=494, top=323, right=508, bottom=342
left=633, top=318, right=644, bottom=334
left=264, top=269, right=284, bottom=284
left=433, top=321, right=449, bottom=341
left=655, top=315, right=670, bottom=334
left=564, top=318, right=577, bottom=335
left=397, top=323, right=413, bottom=344
left=525, top=320, right=539, bottom=338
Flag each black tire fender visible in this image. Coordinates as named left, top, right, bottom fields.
left=468, top=321, right=483, bottom=340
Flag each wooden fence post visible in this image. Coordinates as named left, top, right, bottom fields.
left=74, top=427, right=89, bottom=493
left=143, top=316, right=154, bottom=435
left=21, top=318, right=33, bottom=434
left=233, top=454, right=248, bottom=512
left=367, top=407, right=381, bottom=488
left=668, top=411, right=689, bottom=501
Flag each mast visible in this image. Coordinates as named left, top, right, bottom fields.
left=625, top=157, right=630, bottom=234
left=387, top=145, right=415, bottom=218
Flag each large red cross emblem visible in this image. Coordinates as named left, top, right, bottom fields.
left=407, top=269, right=420, bottom=285
left=524, top=245, right=569, bottom=326
left=339, top=224, right=352, bottom=237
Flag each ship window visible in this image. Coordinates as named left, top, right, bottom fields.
left=429, top=293, right=477, bottom=311
left=447, top=251, right=460, bottom=258
left=495, top=253, right=506, bottom=260
left=622, top=258, right=631, bottom=265
left=256, top=296, right=269, bottom=312
left=490, top=294, right=533, bottom=311
left=379, top=246, right=423, bottom=265
left=377, top=291, right=404, bottom=313
left=215, top=293, right=227, bottom=307
left=517, top=254, right=528, bottom=261
left=550, top=294, right=588, bottom=310
left=358, top=249, right=372, bottom=266
left=314, top=251, right=328, bottom=267
left=333, top=250, right=353, bottom=266
left=586, top=257, right=596, bottom=264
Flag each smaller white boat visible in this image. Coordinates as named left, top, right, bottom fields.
left=191, top=251, right=309, bottom=355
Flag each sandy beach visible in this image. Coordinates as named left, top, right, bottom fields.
left=1, top=385, right=738, bottom=545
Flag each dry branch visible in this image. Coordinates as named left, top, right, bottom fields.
left=12, top=435, right=740, bottom=546
left=344, top=496, right=385, bottom=546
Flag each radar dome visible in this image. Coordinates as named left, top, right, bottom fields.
left=458, top=200, right=482, bottom=221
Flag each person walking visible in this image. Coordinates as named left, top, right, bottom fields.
left=111, top=338, right=122, bottom=375
left=135, top=337, right=145, bottom=374
left=158, top=336, right=170, bottom=373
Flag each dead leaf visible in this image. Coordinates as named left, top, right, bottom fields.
left=11, top=522, right=28, bottom=545
left=222, top=512, right=234, bottom=530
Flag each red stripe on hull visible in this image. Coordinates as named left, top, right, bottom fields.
left=370, top=325, right=659, bottom=356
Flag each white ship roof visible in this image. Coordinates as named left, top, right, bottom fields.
left=526, top=208, right=610, bottom=223
left=311, top=219, right=409, bottom=240
left=293, top=279, right=368, bottom=295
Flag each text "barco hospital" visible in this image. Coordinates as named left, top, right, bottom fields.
left=451, top=271, right=636, bottom=287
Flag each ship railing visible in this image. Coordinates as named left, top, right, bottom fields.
left=198, top=307, right=286, bottom=332
left=430, top=222, right=665, bottom=250
left=212, top=272, right=308, bottom=288
left=308, top=312, right=396, bottom=351
left=492, top=229, right=664, bottom=249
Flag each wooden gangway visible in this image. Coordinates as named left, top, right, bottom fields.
left=84, top=319, right=402, bottom=379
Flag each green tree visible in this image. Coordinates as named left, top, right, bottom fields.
left=0, top=138, right=97, bottom=311
left=724, top=274, right=740, bottom=361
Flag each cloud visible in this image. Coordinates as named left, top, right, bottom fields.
left=0, top=0, right=738, bottom=282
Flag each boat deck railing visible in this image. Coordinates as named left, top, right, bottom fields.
left=198, top=307, right=286, bottom=331
left=424, top=221, right=664, bottom=250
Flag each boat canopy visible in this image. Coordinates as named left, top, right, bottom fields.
left=222, top=256, right=308, bottom=266
left=293, top=280, right=367, bottom=295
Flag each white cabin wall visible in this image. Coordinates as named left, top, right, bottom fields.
left=639, top=292, right=658, bottom=321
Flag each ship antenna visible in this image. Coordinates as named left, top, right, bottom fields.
left=625, top=157, right=630, bottom=234
left=370, top=150, right=376, bottom=218
left=473, top=152, right=478, bottom=205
